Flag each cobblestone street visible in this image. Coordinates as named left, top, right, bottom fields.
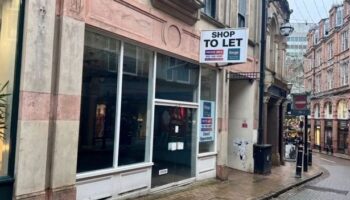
left=275, top=153, right=350, bottom=200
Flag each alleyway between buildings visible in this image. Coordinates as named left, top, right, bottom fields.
left=136, top=161, right=322, bottom=200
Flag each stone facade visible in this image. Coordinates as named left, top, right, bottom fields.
left=9, top=0, right=291, bottom=199
left=304, top=0, right=350, bottom=155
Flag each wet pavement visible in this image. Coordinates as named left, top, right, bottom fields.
left=274, top=153, right=350, bottom=200
left=136, top=160, right=322, bottom=200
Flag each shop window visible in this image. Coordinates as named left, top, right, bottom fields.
left=77, top=31, right=120, bottom=173
left=156, top=54, right=199, bottom=102
left=199, top=68, right=217, bottom=153
left=0, top=0, right=21, bottom=177
left=118, top=43, right=152, bottom=166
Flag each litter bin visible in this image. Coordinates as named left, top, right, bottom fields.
left=253, top=144, right=272, bottom=174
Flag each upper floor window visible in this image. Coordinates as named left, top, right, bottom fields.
left=336, top=6, right=344, bottom=27
left=307, top=78, right=312, bottom=92
left=325, top=102, right=333, bottom=119
left=340, top=62, right=349, bottom=86
left=327, top=41, right=333, bottom=60
left=337, top=100, right=348, bottom=119
left=238, top=0, right=247, bottom=27
left=324, top=19, right=330, bottom=36
left=314, top=104, right=320, bottom=118
left=203, top=0, right=216, bottom=18
left=327, top=69, right=333, bottom=90
left=341, top=30, right=349, bottom=52
left=316, top=49, right=322, bottom=66
left=315, top=74, right=321, bottom=93
left=314, top=29, right=320, bottom=44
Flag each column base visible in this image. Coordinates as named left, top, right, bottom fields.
left=216, top=165, right=231, bottom=181
left=15, top=186, right=76, bottom=200
left=48, top=186, right=76, bottom=200
left=272, top=153, right=281, bottom=166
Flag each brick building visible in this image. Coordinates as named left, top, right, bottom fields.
left=304, top=0, right=350, bottom=155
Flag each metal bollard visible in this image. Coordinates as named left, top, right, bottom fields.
left=303, top=145, right=308, bottom=172
left=330, top=146, right=333, bottom=155
left=308, top=148, right=312, bottom=166
left=296, top=144, right=303, bottom=178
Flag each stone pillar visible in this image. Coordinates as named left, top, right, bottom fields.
left=267, top=99, right=281, bottom=166
left=310, top=119, right=315, bottom=148
left=216, top=69, right=230, bottom=180
left=263, top=96, right=270, bottom=144
left=332, top=119, right=338, bottom=153
left=14, top=1, right=56, bottom=199
left=46, top=1, right=85, bottom=199
left=320, top=120, right=325, bottom=150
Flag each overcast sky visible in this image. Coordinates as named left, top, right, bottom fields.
left=288, top=0, right=343, bottom=24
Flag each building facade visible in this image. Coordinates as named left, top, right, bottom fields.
left=0, top=0, right=291, bottom=199
left=285, top=23, right=315, bottom=94
left=304, top=0, right=350, bottom=156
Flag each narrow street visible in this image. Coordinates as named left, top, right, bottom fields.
left=275, top=153, right=350, bottom=200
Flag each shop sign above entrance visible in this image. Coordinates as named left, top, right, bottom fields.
left=199, top=28, right=248, bottom=64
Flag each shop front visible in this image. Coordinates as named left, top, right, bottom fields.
left=0, top=0, right=24, bottom=199
left=338, top=120, right=349, bottom=154
left=314, top=120, right=321, bottom=149
left=324, top=120, right=333, bottom=151
left=76, top=29, right=218, bottom=199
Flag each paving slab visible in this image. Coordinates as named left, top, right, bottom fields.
left=134, top=162, right=323, bottom=200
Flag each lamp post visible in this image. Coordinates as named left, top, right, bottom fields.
left=254, top=0, right=294, bottom=174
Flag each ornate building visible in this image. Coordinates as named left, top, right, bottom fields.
left=304, top=0, right=350, bottom=156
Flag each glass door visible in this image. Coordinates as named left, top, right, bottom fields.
left=152, top=105, right=196, bottom=188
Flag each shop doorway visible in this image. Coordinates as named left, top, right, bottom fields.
left=151, top=105, right=196, bottom=188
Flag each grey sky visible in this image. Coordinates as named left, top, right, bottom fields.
left=288, top=0, right=343, bottom=24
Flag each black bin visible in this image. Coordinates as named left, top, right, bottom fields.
left=253, top=144, right=272, bottom=174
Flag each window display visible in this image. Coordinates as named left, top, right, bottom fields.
left=118, top=43, right=152, bottom=166
left=0, top=0, right=21, bottom=176
left=77, top=31, right=120, bottom=173
left=156, top=54, right=199, bottom=102
left=199, top=68, right=217, bottom=153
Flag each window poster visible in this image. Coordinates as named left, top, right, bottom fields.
left=200, top=101, right=215, bottom=142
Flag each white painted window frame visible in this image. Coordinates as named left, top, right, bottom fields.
left=77, top=30, right=218, bottom=183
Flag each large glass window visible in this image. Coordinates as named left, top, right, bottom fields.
left=337, top=100, right=348, bottom=119
left=199, top=68, right=217, bottom=153
left=77, top=31, right=120, bottom=173
left=0, top=0, right=20, bottom=176
left=118, top=43, right=152, bottom=166
left=156, top=54, right=199, bottom=102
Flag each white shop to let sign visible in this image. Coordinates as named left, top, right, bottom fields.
left=200, top=28, right=248, bottom=63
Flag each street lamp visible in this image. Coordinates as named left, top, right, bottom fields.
left=280, top=22, right=294, bottom=37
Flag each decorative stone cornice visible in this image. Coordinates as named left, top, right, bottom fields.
left=151, top=0, right=204, bottom=25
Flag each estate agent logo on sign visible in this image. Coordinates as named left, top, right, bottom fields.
left=200, top=28, right=248, bottom=63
